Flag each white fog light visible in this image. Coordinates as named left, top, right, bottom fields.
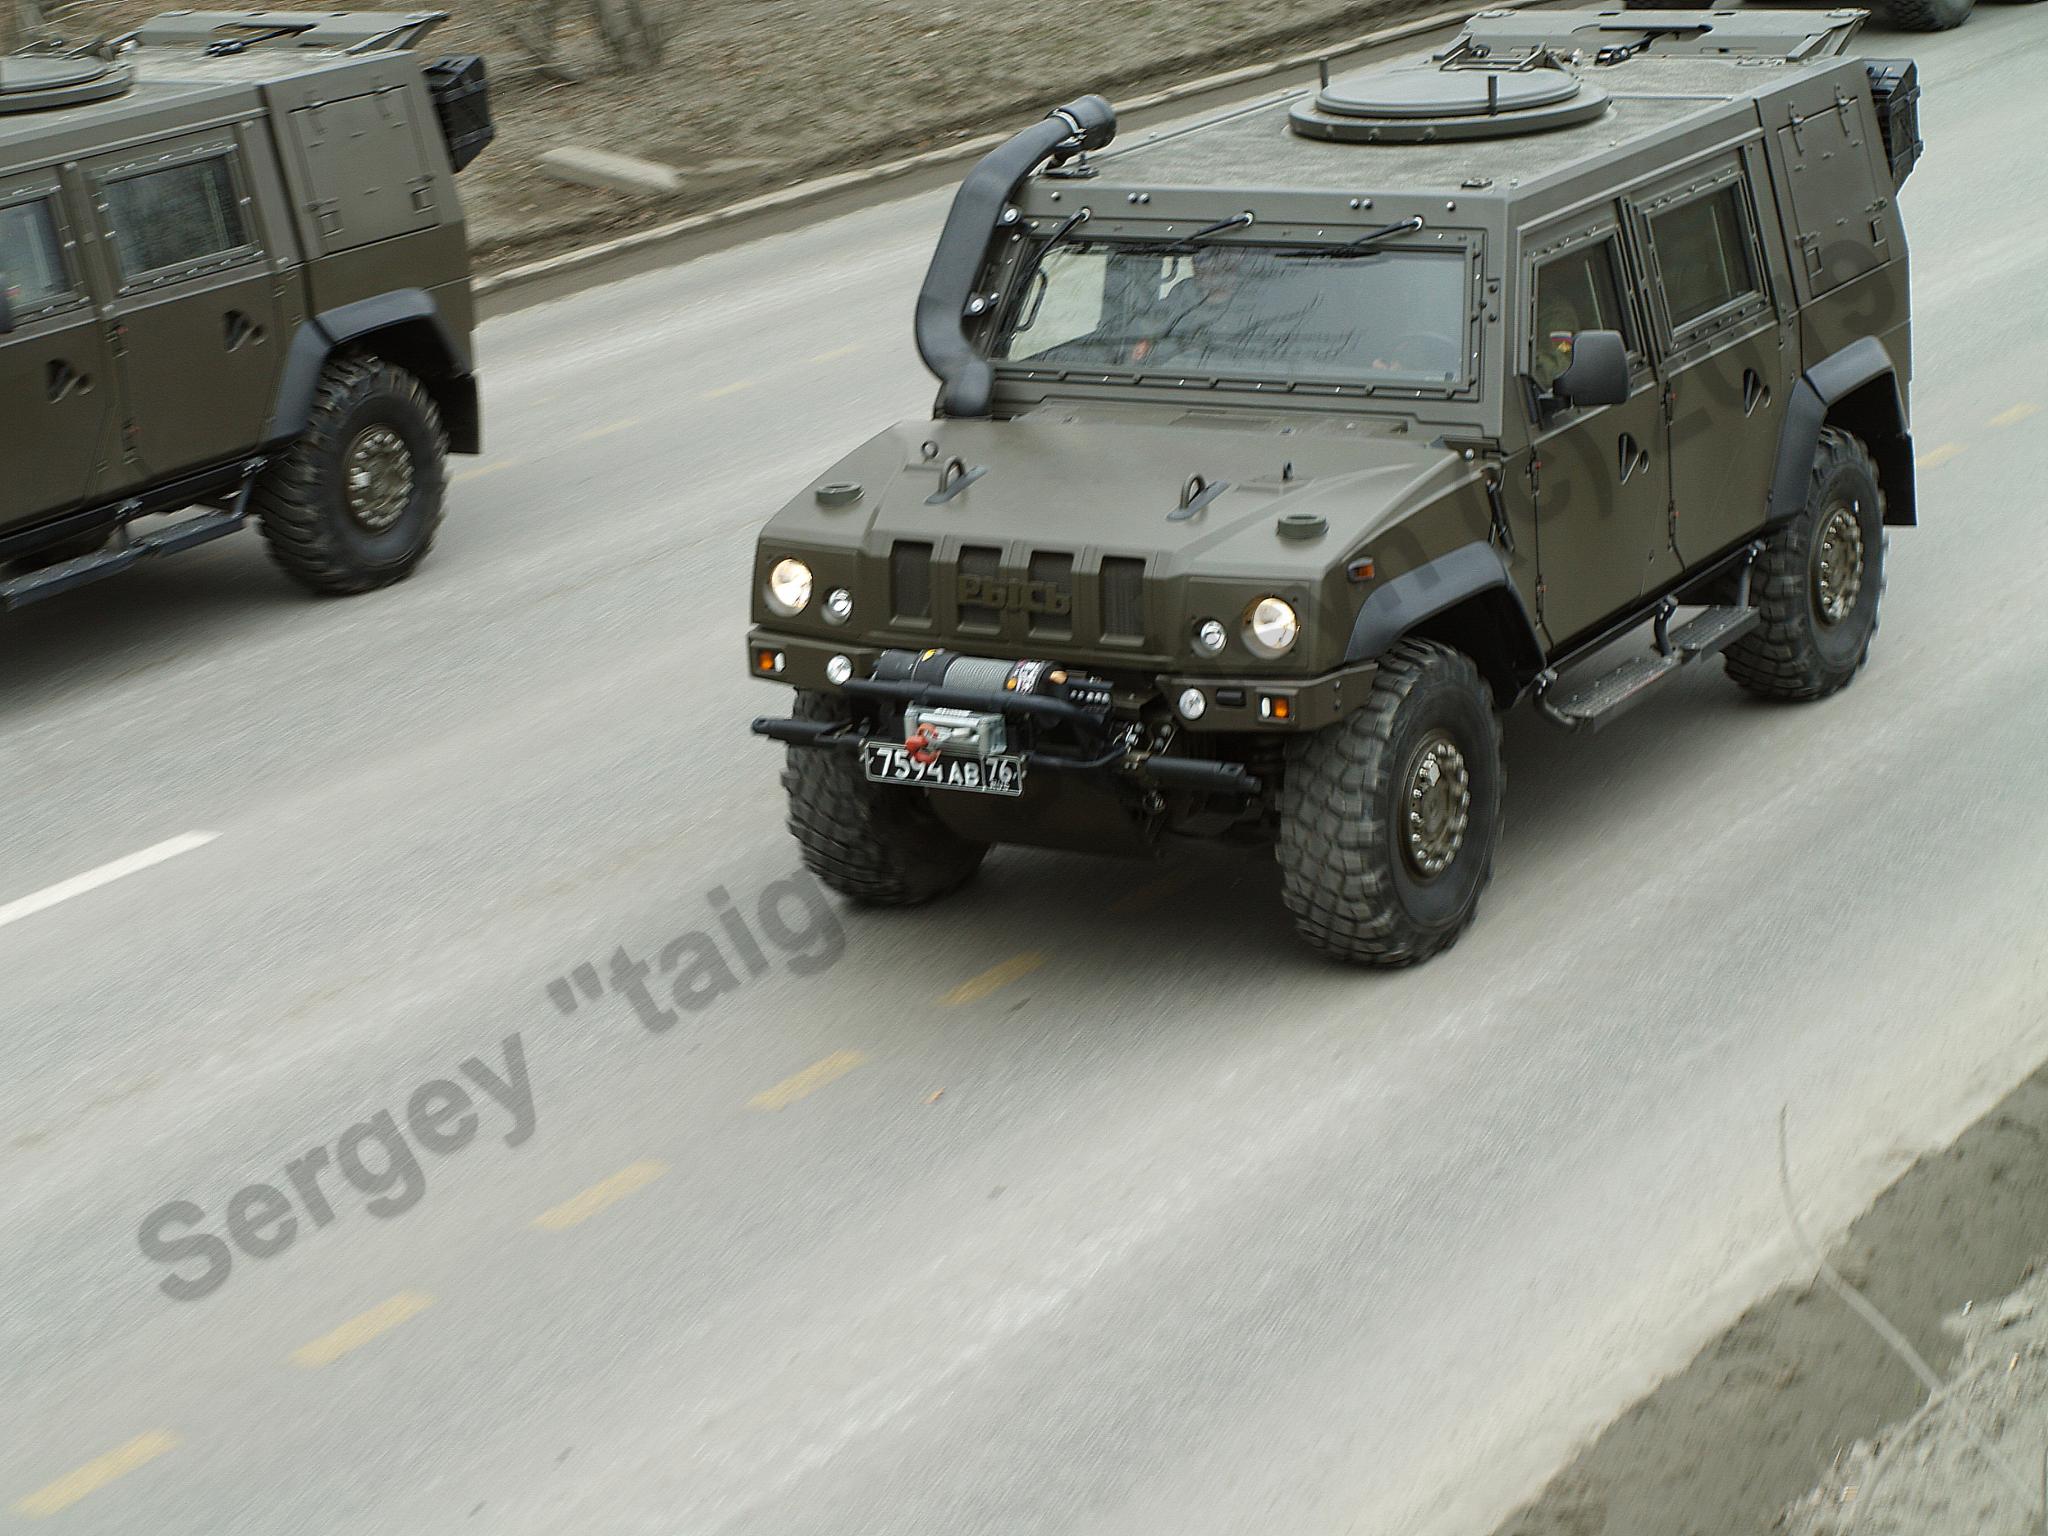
left=825, top=654, right=854, bottom=686
left=1177, top=687, right=1208, bottom=721
left=766, top=558, right=814, bottom=616
left=1192, top=618, right=1227, bottom=656
left=823, top=587, right=854, bottom=625
left=1245, top=596, right=1300, bottom=657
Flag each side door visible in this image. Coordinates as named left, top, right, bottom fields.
left=84, top=130, right=285, bottom=483
left=1518, top=212, right=1668, bottom=647
left=0, top=171, right=116, bottom=533
left=1630, top=155, right=1789, bottom=587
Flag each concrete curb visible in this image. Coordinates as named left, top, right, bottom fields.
left=474, top=0, right=1539, bottom=315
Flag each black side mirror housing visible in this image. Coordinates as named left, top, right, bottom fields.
left=1552, top=329, right=1629, bottom=409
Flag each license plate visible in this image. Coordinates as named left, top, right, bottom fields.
left=861, top=742, right=1026, bottom=796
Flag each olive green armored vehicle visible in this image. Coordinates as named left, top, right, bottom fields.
left=749, top=8, right=1922, bottom=965
left=0, top=10, right=490, bottom=608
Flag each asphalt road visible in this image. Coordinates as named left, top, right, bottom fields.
left=4, top=11, right=2047, bottom=1533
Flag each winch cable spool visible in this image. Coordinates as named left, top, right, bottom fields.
left=915, top=94, right=1116, bottom=418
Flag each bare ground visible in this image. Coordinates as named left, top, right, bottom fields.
left=1493, top=1061, right=2048, bottom=1536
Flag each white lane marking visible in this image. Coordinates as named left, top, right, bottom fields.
left=0, top=833, right=218, bottom=931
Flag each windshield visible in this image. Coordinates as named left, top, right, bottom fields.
left=991, top=239, right=1472, bottom=388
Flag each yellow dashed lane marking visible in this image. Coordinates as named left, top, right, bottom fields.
left=1916, top=442, right=1965, bottom=469
left=453, top=458, right=525, bottom=485
left=703, top=379, right=759, bottom=400
left=578, top=415, right=644, bottom=442
left=534, top=1161, right=667, bottom=1230
left=750, top=1049, right=868, bottom=1110
left=15, top=1432, right=179, bottom=1518
left=809, top=344, right=861, bottom=364
left=289, top=1292, right=435, bottom=1368
left=944, top=952, right=1045, bottom=1006
left=1990, top=402, right=2039, bottom=429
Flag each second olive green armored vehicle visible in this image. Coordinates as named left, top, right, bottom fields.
left=748, top=8, right=1922, bottom=966
left=0, top=10, right=490, bottom=610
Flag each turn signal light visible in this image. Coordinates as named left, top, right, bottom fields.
left=1259, top=695, right=1292, bottom=721
left=756, top=649, right=785, bottom=675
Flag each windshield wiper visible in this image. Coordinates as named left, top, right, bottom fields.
left=1155, top=211, right=1257, bottom=255
left=1280, top=214, right=1427, bottom=259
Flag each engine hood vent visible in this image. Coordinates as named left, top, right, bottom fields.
left=1290, top=58, right=1607, bottom=142
left=0, top=56, right=132, bottom=113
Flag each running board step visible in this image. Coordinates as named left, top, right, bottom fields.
left=1535, top=605, right=1760, bottom=731
left=0, top=508, right=247, bottom=611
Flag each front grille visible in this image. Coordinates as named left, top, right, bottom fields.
left=1028, top=550, right=1073, bottom=639
left=1101, top=557, right=1146, bottom=640
left=957, top=544, right=1003, bottom=633
left=890, top=540, right=933, bottom=621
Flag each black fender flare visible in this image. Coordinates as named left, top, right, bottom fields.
left=1767, top=335, right=1914, bottom=527
left=266, top=290, right=480, bottom=454
left=1345, top=541, right=1546, bottom=705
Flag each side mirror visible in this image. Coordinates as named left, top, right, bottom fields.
left=1552, top=329, right=1629, bottom=409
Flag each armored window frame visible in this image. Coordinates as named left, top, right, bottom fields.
left=1630, top=162, right=1773, bottom=354
left=1523, top=222, right=1647, bottom=397
left=90, top=136, right=262, bottom=294
left=0, top=179, right=87, bottom=324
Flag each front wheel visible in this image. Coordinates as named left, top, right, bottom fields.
left=1875, top=0, right=1974, bottom=28
left=254, top=354, right=448, bottom=595
left=1277, top=639, right=1504, bottom=967
left=1725, top=428, right=1886, bottom=702
left=781, top=692, right=989, bottom=905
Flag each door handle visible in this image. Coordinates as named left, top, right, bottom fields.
left=223, top=310, right=262, bottom=351
left=1618, top=432, right=1651, bottom=484
left=45, top=359, right=90, bottom=402
left=1742, top=368, right=1770, bottom=417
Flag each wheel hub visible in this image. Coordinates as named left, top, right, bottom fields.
left=1813, top=501, right=1865, bottom=627
left=344, top=425, right=414, bottom=532
left=1402, top=730, right=1471, bottom=880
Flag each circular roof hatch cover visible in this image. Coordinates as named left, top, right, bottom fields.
left=0, top=57, right=134, bottom=114
left=1291, top=63, right=1608, bottom=142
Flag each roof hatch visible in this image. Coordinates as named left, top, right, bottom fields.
left=0, top=55, right=132, bottom=114
left=1290, top=55, right=1608, bottom=143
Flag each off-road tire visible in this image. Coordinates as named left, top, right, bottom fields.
left=781, top=691, right=989, bottom=905
left=1877, top=0, right=1974, bottom=28
left=1277, top=640, right=1504, bottom=967
left=254, top=354, right=447, bottom=595
left=1725, top=428, right=1886, bottom=702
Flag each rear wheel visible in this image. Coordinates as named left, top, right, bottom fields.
left=1876, top=0, right=1974, bottom=29
left=254, top=354, right=447, bottom=595
left=1277, top=640, right=1504, bottom=967
left=1725, top=428, right=1886, bottom=702
left=781, top=691, right=989, bottom=905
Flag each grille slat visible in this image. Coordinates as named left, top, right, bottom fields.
left=1027, top=551, right=1074, bottom=638
left=1100, top=556, right=1146, bottom=641
left=956, top=544, right=1003, bottom=632
left=890, top=540, right=933, bottom=622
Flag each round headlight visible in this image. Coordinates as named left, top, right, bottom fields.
left=1245, top=596, right=1300, bottom=657
left=823, top=587, right=854, bottom=625
left=1192, top=618, right=1227, bottom=657
left=766, top=558, right=813, bottom=616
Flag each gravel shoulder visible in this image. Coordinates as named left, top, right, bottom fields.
left=1493, top=1059, right=2048, bottom=1536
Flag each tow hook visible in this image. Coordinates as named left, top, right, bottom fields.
left=905, top=723, right=943, bottom=765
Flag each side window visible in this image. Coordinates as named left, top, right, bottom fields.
left=0, top=196, right=75, bottom=316
left=100, top=154, right=252, bottom=282
left=1647, top=182, right=1761, bottom=331
left=1530, top=238, right=1630, bottom=391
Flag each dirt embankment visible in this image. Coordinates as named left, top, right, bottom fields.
left=1493, top=1062, right=2048, bottom=1536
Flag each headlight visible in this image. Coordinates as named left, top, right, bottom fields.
left=822, top=587, right=854, bottom=625
left=1244, top=596, right=1300, bottom=657
left=1192, top=618, right=1227, bottom=656
left=766, top=558, right=813, bottom=616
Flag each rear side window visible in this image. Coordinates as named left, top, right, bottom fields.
left=102, top=155, right=249, bottom=279
left=1531, top=239, right=1631, bottom=390
left=1649, top=184, right=1760, bottom=329
left=0, top=196, right=73, bottom=313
